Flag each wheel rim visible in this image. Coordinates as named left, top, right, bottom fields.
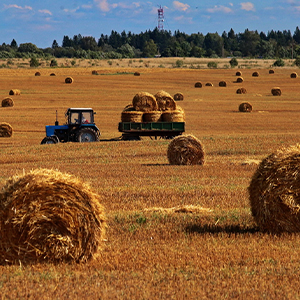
left=46, top=140, right=55, bottom=144
left=80, top=132, right=95, bottom=142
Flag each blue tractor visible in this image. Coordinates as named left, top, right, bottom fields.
left=41, top=108, right=100, bottom=144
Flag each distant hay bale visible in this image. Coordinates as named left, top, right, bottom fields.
left=0, top=122, right=13, bottom=137
left=134, top=72, right=140, bottom=76
left=144, top=205, right=213, bottom=214
left=269, top=69, right=275, bottom=74
left=239, top=102, right=252, bottom=112
left=65, top=77, right=73, bottom=84
left=194, top=82, right=202, bottom=88
left=252, top=71, right=259, bottom=77
left=219, top=81, right=227, bottom=87
left=155, top=90, right=176, bottom=111
left=236, top=88, right=247, bottom=94
left=236, top=71, right=242, bottom=76
left=291, top=72, right=298, bottom=78
left=92, top=70, right=99, bottom=75
left=2, top=97, right=14, bottom=107
left=35, top=72, right=41, bottom=76
left=50, top=73, right=56, bottom=76
left=205, top=82, right=213, bottom=86
left=174, top=92, right=184, bottom=101
left=248, top=144, right=300, bottom=233
left=167, top=135, right=205, bottom=165
left=0, top=169, right=107, bottom=264
left=236, top=77, right=244, bottom=83
left=9, top=89, right=20, bottom=96
left=143, top=111, right=162, bottom=122
left=132, top=92, right=158, bottom=112
left=271, top=87, right=282, bottom=96
left=121, top=111, right=143, bottom=122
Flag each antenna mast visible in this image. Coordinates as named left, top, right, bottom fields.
left=158, top=5, right=164, bottom=31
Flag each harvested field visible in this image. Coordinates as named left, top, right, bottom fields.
left=0, top=61, right=300, bottom=299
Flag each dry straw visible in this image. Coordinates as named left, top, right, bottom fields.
left=167, top=134, right=205, bottom=165
left=290, top=72, right=298, bottom=78
left=0, top=122, right=13, bottom=137
left=9, top=89, right=20, bottom=95
left=194, top=82, right=202, bottom=88
left=2, top=97, right=14, bottom=107
left=162, top=110, right=185, bottom=122
left=271, top=87, right=282, bottom=96
left=252, top=71, right=259, bottom=77
left=239, top=102, right=252, bottom=112
left=236, top=71, right=242, bottom=76
left=132, top=92, right=158, bottom=112
left=205, top=82, right=213, bottom=86
left=236, top=77, right=244, bottom=83
left=155, top=90, right=176, bottom=111
left=0, top=168, right=107, bottom=264
left=121, top=111, right=143, bottom=122
left=236, top=88, right=247, bottom=94
left=219, top=81, right=227, bottom=87
left=174, top=92, right=184, bottom=101
left=143, top=111, right=162, bottom=122
left=144, top=205, right=213, bottom=214
left=248, top=144, right=300, bottom=233
left=65, top=77, right=73, bottom=84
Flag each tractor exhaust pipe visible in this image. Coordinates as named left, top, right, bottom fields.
left=55, top=110, right=59, bottom=126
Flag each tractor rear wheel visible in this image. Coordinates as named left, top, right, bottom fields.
left=41, top=136, right=58, bottom=144
left=76, top=128, right=99, bottom=142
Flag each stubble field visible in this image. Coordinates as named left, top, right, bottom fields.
left=0, top=59, right=300, bottom=299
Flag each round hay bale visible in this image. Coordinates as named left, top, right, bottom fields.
left=0, top=122, right=13, bottom=137
left=132, top=92, right=158, bottom=112
left=291, top=72, right=298, bottom=78
left=162, top=110, right=185, bottom=122
left=143, top=111, right=162, bottom=122
left=50, top=73, right=56, bottom=76
left=65, top=77, right=73, bottom=84
left=269, top=69, right=275, bottom=74
left=123, top=104, right=136, bottom=112
left=35, top=72, right=41, bottom=76
left=155, top=90, right=176, bottom=111
left=236, top=88, right=247, bottom=94
left=174, top=92, right=184, bottom=101
left=92, top=70, right=99, bottom=75
left=271, top=87, right=282, bottom=96
left=238, top=102, right=252, bottom=112
left=134, top=72, right=140, bottom=76
left=167, top=135, right=205, bottom=165
left=121, top=111, right=143, bottom=122
left=219, top=81, right=227, bottom=87
left=252, top=71, right=259, bottom=77
left=205, top=82, right=213, bottom=86
left=9, top=89, right=20, bottom=96
left=2, top=97, right=14, bottom=107
left=194, top=82, right=202, bottom=88
left=236, top=77, right=244, bottom=83
left=0, top=169, right=107, bottom=264
left=248, top=144, right=300, bottom=233
left=236, top=71, right=242, bottom=76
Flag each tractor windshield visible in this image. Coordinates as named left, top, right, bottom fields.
left=81, top=112, right=92, bottom=124
left=69, top=110, right=93, bottom=125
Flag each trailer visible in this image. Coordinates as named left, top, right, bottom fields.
left=118, top=121, right=185, bottom=140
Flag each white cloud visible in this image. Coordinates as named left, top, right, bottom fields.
left=240, top=2, right=255, bottom=11
left=4, top=4, right=32, bottom=10
left=38, top=9, right=52, bottom=16
left=173, top=1, right=190, bottom=12
left=207, top=5, right=233, bottom=13
left=94, top=0, right=110, bottom=12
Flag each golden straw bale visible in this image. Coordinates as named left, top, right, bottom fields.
left=236, top=71, right=242, bottom=76
left=0, top=169, right=107, bottom=264
left=271, top=87, right=282, bottom=96
left=121, top=111, right=143, bottom=122
left=205, top=82, right=213, bottom=86
left=132, top=92, right=158, bottom=112
left=167, top=135, right=205, bottom=165
left=0, top=122, right=13, bottom=137
left=134, top=72, right=140, bottom=76
left=236, top=77, right=244, bottom=83
left=162, top=110, right=185, bottom=122
left=252, top=71, right=259, bottom=77
left=219, top=81, right=227, bottom=87
left=35, top=72, right=41, bottom=76
left=123, top=104, right=136, bottom=112
left=269, top=69, right=275, bottom=74
left=239, top=102, right=252, bottom=112
left=174, top=92, right=184, bottom=101
left=236, top=88, right=247, bottom=94
left=143, top=111, right=162, bottom=122
left=248, top=144, right=300, bottom=233
left=50, top=73, right=56, bottom=76
left=2, top=97, right=14, bottom=107
left=65, top=77, right=73, bottom=84
left=155, top=90, right=176, bottom=111
left=291, top=72, right=298, bottom=78
left=9, top=89, right=20, bottom=95
left=194, top=82, right=202, bottom=88
left=92, top=70, right=99, bottom=75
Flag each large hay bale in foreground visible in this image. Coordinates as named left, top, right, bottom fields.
left=121, top=111, right=143, bottom=122
left=65, top=77, right=73, bottom=84
left=155, top=90, right=176, bottom=111
left=2, top=97, right=14, bottom=107
left=248, top=144, right=300, bottom=233
left=132, top=92, right=158, bottom=112
left=9, top=89, right=20, bottom=95
left=0, top=169, right=107, bottom=264
left=219, top=81, right=227, bottom=87
left=143, top=111, right=162, bottom=122
left=271, top=87, right=282, bottom=96
left=236, top=88, right=247, bottom=94
left=0, top=122, right=13, bottom=137
left=239, top=102, right=252, bottom=112
left=174, top=92, right=184, bottom=101
left=167, top=135, right=205, bottom=165
left=291, top=72, right=298, bottom=78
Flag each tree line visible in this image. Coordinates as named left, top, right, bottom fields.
left=1, top=27, right=300, bottom=60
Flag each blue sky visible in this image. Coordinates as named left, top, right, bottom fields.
left=1, top=1, right=300, bottom=48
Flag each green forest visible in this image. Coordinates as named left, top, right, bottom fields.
left=1, top=27, right=300, bottom=61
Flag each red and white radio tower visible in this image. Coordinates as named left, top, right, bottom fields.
left=158, top=5, right=164, bottom=30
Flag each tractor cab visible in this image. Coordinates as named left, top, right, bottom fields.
left=65, top=108, right=95, bottom=125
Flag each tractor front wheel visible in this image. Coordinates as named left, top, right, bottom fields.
left=76, top=128, right=99, bottom=142
left=41, top=136, right=59, bottom=144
